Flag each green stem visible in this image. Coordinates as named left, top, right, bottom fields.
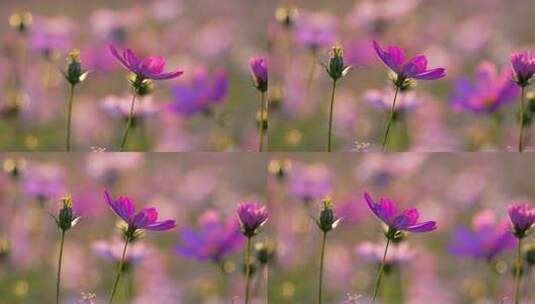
left=56, top=230, right=65, bottom=304
left=65, top=84, right=75, bottom=152
left=327, top=79, right=338, bottom=152
left=265, top=265, right=269, bottom=304
left=108, top=239, right=129, bottom=304
left=304, top=49, right=318, bottom=104
left=245, top=237, right=252, bottom=304
left=518, top=86, right=526, bottom=152
left=513, top=238, right=522, bottom=304
left=371, top=238, right=391, bottom=302
left=381, top=86, right=400, bottom=152
left=318, top=231, right=327, bottom=304
left=487, top=260, right=497, bottom=299
left=120, top=93, right=138, bottom=152
left=259, top=91, right=267, bottom=152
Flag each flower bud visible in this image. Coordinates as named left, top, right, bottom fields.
left=524, top=244, right=535, bottom=267
left=55, top=195, right=80, bottom=232
left=0, top=236, right=10, bottom=262
left=64, top=50, right=88, bottom=86
left=316, top=197, right=341, bottom=233
left=3, top=157, right=26, bottom=180
left=256, top=109, right=268, bottom=132
left=249, top=57, right=268, bottom=93
left=275, top=6, right=298, bottom=29
left=9, top=12, right=32, bottom=34
left=255, top=240, right=276, bottom=265
left=324, top=46, right=351, bottom=81
left=130, top=75, right=154, bottom=96
left=268, top=159, right=291, bottom=180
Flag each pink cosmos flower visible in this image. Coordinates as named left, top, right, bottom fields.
left=508, top=203, right=535, bottom=238
left=236, top=202, right=269, bottom=237
left=109, top=45, right=183, bottom=81
left=510, top=51, right=535, bottom=87
left=372, top=40, right=445, bottom=84
left=364, top=192, right=437, bottom=234
left=104, top=190, right=176, bottom=233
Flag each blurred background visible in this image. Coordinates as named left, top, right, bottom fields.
left=266, top=153, right=535, bottom=303
left=1, top=153, right=535, bottom=303
left=0, top=153, right=266, bottom=303
left=268, top=0, right=535, bottom=151
left=0, top=0, right=272, bottom=151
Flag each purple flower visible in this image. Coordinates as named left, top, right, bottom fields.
left=104, top=190, right=176, bottom=238
left=449, top=62, right=518, bottom=113
left=29, top=17, right=72, bottom=57
left=175, top=210, right=243, bottom=263
left=288, top=163, right=333, bottom=202
left=22, top=163, right=65, bottom=202
left=508, top=203, right=535, bottom=238
left=449, top=210, right=515, bottom=260
left=294, top=11, right=337, bottom=51
left=356, top=241, right=415, bottom=266
left=249, top=57, right=268, bottom=92
left=236, top=202, right=269, bottom=238
left=372, top=40, right=446, bottom=87
left=510, top=51, right=535, bottom=87
left=364, top=192, right=437, bottom=237
left=109, top=45, right=183, bottom=81
left=166, top=68, right=227, bottom=117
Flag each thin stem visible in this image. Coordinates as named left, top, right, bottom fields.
left=259, top=91, right=267, bottom=152
left=304, top=49, right=318, bottom=104
left=56, top=230, right=65, bottom=304
left=120, top=93, right=138, bottom=152
left=65, top=84, right=75, bottom=152
left=518, top=86, right=526, bottom=152
left=327, top=79, right=338, bottom=152
left=513, top=238, right=522, bottom=304
left=381, top=86, right=400, bottom=152
left=265, top=265, right=269, bottom=304
left=318, top=231, right=327, bottom=304
left=108, top=239, right=129, bottom=304
left=371, top=238, right=391, bottom=302
left=245, top=237, right=252, bottom=304
left=487, top=260, right=497, bottom=299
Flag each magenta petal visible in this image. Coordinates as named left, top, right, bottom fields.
left=104, top=190, right=124, bottom=220
left=413, top=68, right=446, bottom=80
left=392, top=208, right=419, bottom=230
left=124, top=48, right=140, bottom=71
left=405, top=221, right=437, bottom=232
left=364, top=192, right=390, bottom=224
left=378, top=198, right=397, bottom=222
left=116, top=197, right=135, bottom=222
left=109, top=45, right=130, bottom=70
left=386, top=46, right=405, bottom=68
left=133, top=207, right=158, bottom=228
left=373, top=41, right=399, bottom=72
left=407, top=55, right=428, bottom=74
left=149, top=70, right=184, bottom=80
left=104, top=191, right=135, bottom=222
left=141, top=56, right=165, bottom=75
left=144, top=220, right=176, bottom=231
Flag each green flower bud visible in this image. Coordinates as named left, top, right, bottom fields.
left=315, top=197, right=341, bottom=233
left=55, top=195, right=80, bottom=232
left=64, top=50, right=88, bottom=86
left=324, top=46, right=351, bottom=81
left=255, top=241, right=276, bottom=265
